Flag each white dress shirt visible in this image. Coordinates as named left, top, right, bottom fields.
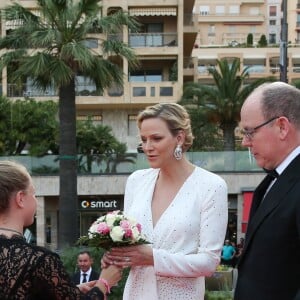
left=80, top=268, right=92, bottom=283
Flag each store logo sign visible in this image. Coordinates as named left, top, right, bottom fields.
left=80, top=200, right=119, bottom=210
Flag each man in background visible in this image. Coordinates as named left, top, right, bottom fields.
left=71, top=250, right=100, bottom=284
left=221, top=239, right=236, bottom=267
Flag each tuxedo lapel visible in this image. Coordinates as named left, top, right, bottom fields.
left=248, top=174, right=276, bottom=220
left=239, top=154, right=300, bottom=265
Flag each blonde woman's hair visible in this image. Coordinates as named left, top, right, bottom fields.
left=0, top=161, right=30, bottom=212
left=137, top=103, right=194, bottom=151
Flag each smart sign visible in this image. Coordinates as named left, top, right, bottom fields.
left=79, top=198, right=122, bottom=211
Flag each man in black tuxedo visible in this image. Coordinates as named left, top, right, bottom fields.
left=235, top=82, right=300, bottom=300
left=71, top=250, right=100, bottom=284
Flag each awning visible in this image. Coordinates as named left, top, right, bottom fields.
left=129, top=8, right=177, bottom=16
left=241, top=191, right=254, bottom=233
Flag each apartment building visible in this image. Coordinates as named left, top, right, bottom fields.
left=190, top=0, right=300, bottom=84
left=0, top=0, right=197, bottom=152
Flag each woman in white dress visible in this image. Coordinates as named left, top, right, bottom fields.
left=102, top=103, right=228, bottom=300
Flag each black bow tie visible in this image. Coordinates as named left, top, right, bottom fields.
left=263, top=168, right=279, bottom=179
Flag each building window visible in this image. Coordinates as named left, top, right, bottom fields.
left=269, top=6, right=277, bottom=17
left=249, top=26, right=257, bottom=34
left=133, top=87, right=146, bottom=97
left=129, top=70, right=162, bottom=82
left=77, top=114, right=102, bottom=125
left=269, top=33, right=276, bottom=44
left=108, top=83, right=123, bottom=96
left=229, top=6, right=239, bottom=15
left=269, top=20, right=276, bottom=26
left=151, top=86, right=155, bottom=97
left=83, top=39, right=98, bottom=48
left=208, top=25, right=215, bottom=36
left=160, top=87, right=173, bottom=96
left=128, top=115, right=138, bottom=136
left=249, top=7, right=259, bottom=16
left=199, top=6, right=209, bottom=16
left=228, top=25, right=236, bottom=34
left=215, top=6, right=224, bottom=15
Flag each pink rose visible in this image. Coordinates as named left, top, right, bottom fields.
left=136, top=223, right=142, bottom=233
left=97, top=222, right=110, bottom=234
left=120, top=220, right=131, bottom=230
left=124, top=229, right=133, bottom=238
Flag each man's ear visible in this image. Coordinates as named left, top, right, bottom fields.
left=277, top=116, right=290, bottom=140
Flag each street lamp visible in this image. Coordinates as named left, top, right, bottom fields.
left=280, top=0, right=288, bottom=83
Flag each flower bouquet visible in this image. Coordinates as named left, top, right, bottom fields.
left=77, top=210, right=150, bottom=250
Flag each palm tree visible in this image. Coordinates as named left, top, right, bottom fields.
left=0, top=0, right=139, bottom=248
left=180, top=58, right=275, bottom=151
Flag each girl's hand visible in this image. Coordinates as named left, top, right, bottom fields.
left=77, top=280, right=97, bottom=293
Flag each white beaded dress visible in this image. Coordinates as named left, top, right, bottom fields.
left=123, top=167, right=228, bottom=300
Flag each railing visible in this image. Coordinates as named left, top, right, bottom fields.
left=0, top=151, right=263, bottom=175
left=7, top=84, right=57, bottom=98
left=129, top=33, right=177, bottom=47
left=7, top=83, right=105, bottom=97
left=75, top=84, right=103, bottom=96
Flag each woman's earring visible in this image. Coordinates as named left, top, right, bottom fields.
left=174, top=144, right=183, bottom=160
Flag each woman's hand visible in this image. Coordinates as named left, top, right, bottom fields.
left=103, top=245, right=154, bottom=268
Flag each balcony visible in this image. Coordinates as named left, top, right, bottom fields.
left=197, top=13, right=265, bottom=23
left=240, top=0, right=264, bottom=3
left=129, top=81, right=178, bottom=103
left=7, top=84, right=57, bottom=98
left=129, top=33, right=177, bottom=48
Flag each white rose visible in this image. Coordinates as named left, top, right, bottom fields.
left=106, top=214, right=117, bottom=227
left=97, top=216, right=106, bottom=222
left=89, top=224, right=98, bottom=234
left=131, top=227, right=140, bottom=241
left=110, top=226, right=124, bottom=242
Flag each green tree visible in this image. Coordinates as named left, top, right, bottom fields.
left=180, top=58, right=275, bottom=151
left=0, top=97, right=58, bottom=155
left=292, top=79, right=300, bottom=90
left=0, top=96, right=13, bottom=154
left=258, top=34, right=268, bottom=47
left=246, top=33, right=253, bottom=47
left=186, top=108, right=223, bottom=151
left=77, top=119, right=136, bottom=174
left=0, top=0, right=139, bottom=248
left=76, top=118, right=127, bottom=173
left=105, top=143, right=137, bottom=173
left=10, top=99, right=58, bottom=155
